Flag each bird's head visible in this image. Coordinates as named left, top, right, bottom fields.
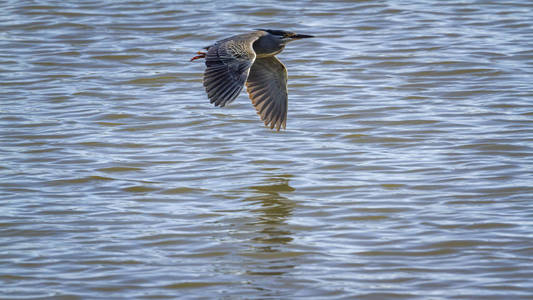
left=256, top=29, right=314, bottom=45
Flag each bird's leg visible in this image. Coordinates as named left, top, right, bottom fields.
left=190, top=51, right=206, bottom=62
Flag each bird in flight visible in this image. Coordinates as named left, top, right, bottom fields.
left=191, top=29, right=314, bottom=131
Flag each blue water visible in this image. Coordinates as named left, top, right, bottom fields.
left=1, top=0, right=532, bottom=298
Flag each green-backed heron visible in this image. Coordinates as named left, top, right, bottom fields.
left=191, top=29, right=314, bottom=131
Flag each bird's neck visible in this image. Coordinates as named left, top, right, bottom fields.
left=253, top=38, right=285, bottom=58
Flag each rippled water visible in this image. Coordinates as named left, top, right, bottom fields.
left=1, top=0, right=533, bottom=298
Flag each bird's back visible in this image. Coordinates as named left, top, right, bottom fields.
left=205, top=31, right=265, bottom=54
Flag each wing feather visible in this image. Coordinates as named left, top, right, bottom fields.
left=245, top=56, right=288, bottom=131
left=203, top=33, right=263, bottom=107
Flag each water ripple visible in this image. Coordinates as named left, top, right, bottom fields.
left=1, top=0, right=533, bottom=299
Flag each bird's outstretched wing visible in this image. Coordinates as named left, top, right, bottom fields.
left=245, top=56, right=288, bottom=131
left=203, top=33, right=263, bottom=107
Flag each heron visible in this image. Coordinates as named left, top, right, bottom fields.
left=191, top=29, right=314, bottom=131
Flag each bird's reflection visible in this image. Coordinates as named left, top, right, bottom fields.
left=245, top=175, right=295, bottom=249
left=241, top=174, right=297, bottom=277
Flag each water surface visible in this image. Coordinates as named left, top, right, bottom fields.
left=1, top=0, right=533, bottom=299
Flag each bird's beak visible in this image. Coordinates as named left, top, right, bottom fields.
left=291, top=33, right=314, bottom=39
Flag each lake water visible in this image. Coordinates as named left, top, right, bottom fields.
left=1, top=0, right=532, bottom=299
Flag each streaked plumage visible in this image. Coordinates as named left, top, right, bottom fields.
left=191, top=29, right=313, bottom=131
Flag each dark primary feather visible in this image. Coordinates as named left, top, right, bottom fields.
left=245, top=56, right=288, bottom=131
